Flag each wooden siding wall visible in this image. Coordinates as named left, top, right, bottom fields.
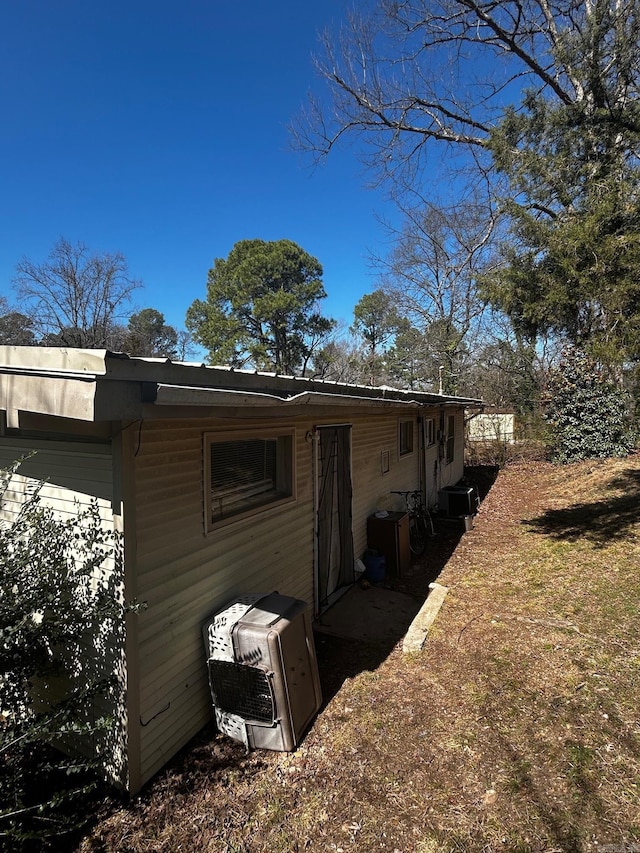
left=130, top=408, right=430, bottom=787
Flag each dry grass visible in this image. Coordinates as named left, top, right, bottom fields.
left=78, top=455, right=640, bottom=853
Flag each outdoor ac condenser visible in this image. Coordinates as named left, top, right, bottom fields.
left=438, top=485, right=479, bottom=517
left=202, top=592, right=322, bottom=752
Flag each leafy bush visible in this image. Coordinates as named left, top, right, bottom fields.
left=0, top=460, right=124, bottom=851
left=544, top=348, right=636, bottom=463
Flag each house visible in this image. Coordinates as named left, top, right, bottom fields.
left=467, top=409, right=516, bottom=444
left=0, top=346, right=481, bottom=793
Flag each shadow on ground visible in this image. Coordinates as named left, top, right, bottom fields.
left=525, top=466, right=640, bottom=547
left=314, top=464, right=499, bottom=706
left=58, top=466, right=500, bottom=849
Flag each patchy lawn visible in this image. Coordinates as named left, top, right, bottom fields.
left=79, top=456, right=640, bottom=853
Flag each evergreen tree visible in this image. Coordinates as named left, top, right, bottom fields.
left=186, top=239, right=334, bottom=375
left=351, top=290, right=400, bottom=385
left=299, top=1, right=640, bottom=366
left=544, top=348, right=635, bottom=462
left=123, top=308, right=178, bottom=358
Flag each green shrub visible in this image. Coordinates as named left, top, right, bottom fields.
left=544, top=348, right=636, bottom=463
left=0, top=459, right=124, bottom=851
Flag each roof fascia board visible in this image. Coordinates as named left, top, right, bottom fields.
left=93, top=381, right=147, bottom=421
left=0, top=373, right=146, bottom=424
left=0, top=374, right=98, bottom=423
left=0, top=346, right=111, bottom=376
left=0, top=347, right=484, bottom=402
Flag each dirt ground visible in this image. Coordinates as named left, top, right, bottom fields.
left=77, top=457, right=640, bottom=853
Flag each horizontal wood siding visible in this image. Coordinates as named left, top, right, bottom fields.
left=131, top=404, right=464, bottom=787
left=0, top=439, right=113, bottom=520
left=132, top=418, right=315, bottom=785
left=0, top=437, right=127, bottom=787
left=348, top=413, right=422, bottom=561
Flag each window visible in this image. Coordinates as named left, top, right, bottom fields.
left=205, top=428, right=295, bottom=529
left=445, top=414, right=455, bottom=464
left=398, top=418, right=414, bottom=457
left=425, top=417, right=436, bottom=447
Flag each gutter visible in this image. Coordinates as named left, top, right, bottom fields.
left=152, top=384, right=478, bottom=409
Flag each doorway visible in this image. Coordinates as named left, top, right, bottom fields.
left=315, top=425, right=354, bottom=613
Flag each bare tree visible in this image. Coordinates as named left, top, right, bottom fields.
left=311, top=337, right=364, bottom=383
left=175, top=329, right=199, bottom=362
left=295, top=1, right=640, bottom=366
left=14, top=238, right=142, bottom=348
left=295, top=0, right=640, bottom=188
left=374, top=195, right=497, bottom=388
left=309, top=319, right=372, bottom=384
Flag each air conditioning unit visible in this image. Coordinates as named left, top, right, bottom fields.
left=203, top=592, right=322, bottom=752
left=438, top=485, right=478, bottom=517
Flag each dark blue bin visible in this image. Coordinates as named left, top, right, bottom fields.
left=363, top=550, right=386, bottom=582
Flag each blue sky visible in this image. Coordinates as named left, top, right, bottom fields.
left=0, top=1, right=397, bottom=337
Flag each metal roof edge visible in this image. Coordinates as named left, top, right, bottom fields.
left=0, top=345, right=115, bottom=375
left=153, top=384, right=481, bottom=409
left=0, top=347, right=484, bottom=409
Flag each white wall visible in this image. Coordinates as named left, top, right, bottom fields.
left=468, top=412, right=515, bottom=443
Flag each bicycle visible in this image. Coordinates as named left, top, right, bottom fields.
left=390, top=490, right=434, bottom=556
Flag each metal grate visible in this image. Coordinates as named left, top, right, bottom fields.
left=208, top=660, right=275, bottom=724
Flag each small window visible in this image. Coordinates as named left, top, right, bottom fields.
left=425, top=417, right=436, bottom=447
left=398, top=418, right=414, bottom=457
left=205, top=428, right=295, bottom=529
left=446, top=414, right=455, bottom=464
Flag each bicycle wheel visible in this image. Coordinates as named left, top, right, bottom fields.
left=409, top=515, right=427, bottom=555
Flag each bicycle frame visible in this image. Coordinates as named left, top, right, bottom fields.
left=390, top=489, right=433, bottom=554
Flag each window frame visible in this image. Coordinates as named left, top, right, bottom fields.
left=425, top=417, right=436, bottom=448
left=398, top=417, right=415, bottom=458
left=445, top=413, right=456, bottom=464
left=204, top=426, right=296, bottom=532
